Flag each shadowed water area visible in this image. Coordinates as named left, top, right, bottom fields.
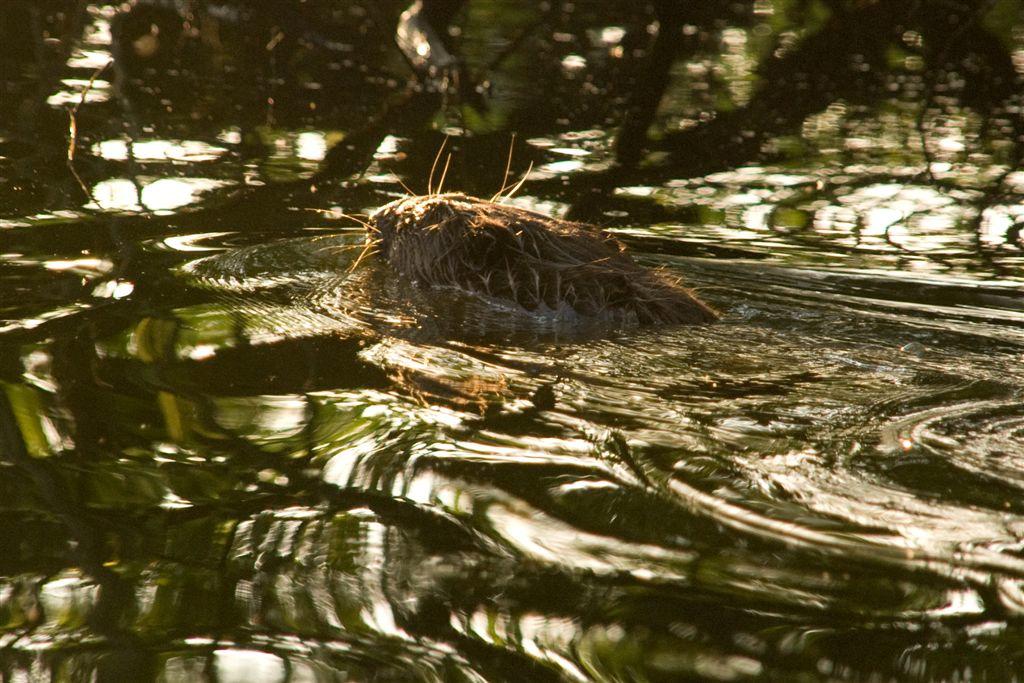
left=3, top=1, right=1024, bottom=680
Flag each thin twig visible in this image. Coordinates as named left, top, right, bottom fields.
left=66, top=60, right=111, bottom=201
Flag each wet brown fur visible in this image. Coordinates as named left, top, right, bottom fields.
left=368, top=193, right=718, bottom=325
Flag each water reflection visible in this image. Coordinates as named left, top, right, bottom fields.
left=90, top=177, right=231, bottom=212
left=3, top=0, right=1024, bottom=681
left=92, top=139, right=228, bottom=163
left=46, top=78, right=111, bottom=106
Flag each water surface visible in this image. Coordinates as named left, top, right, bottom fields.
left=3, top=1, right=1024, bottom=680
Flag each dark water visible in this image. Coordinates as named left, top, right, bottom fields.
left=3, top=1, right=1024, bottom=680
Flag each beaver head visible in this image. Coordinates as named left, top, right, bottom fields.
left=366, top=193, right=719, bottom=325
left=369, top=193, right=476, bottom=257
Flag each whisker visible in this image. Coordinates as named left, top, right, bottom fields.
left=428, top=135, right=449, bottom=195
left=437, top=152, right=453, bottom=195
left=347, top=241, right=378, bottom=273
left=384, top=167, right=416, bottom=196
left=336, top=212, right=375, bottom=231
left=491, top=133, right=517, bottom=202
left=498, top=161, right=533, bottom=203
left=300, top=207, right=375, bottom=230
left=317, top=242, right=367, bottom=254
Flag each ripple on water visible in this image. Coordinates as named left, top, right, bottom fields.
left=20, top=217, right=1017, bottom=680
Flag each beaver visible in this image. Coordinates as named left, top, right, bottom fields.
left=367, top=193, right=718, bottom=325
